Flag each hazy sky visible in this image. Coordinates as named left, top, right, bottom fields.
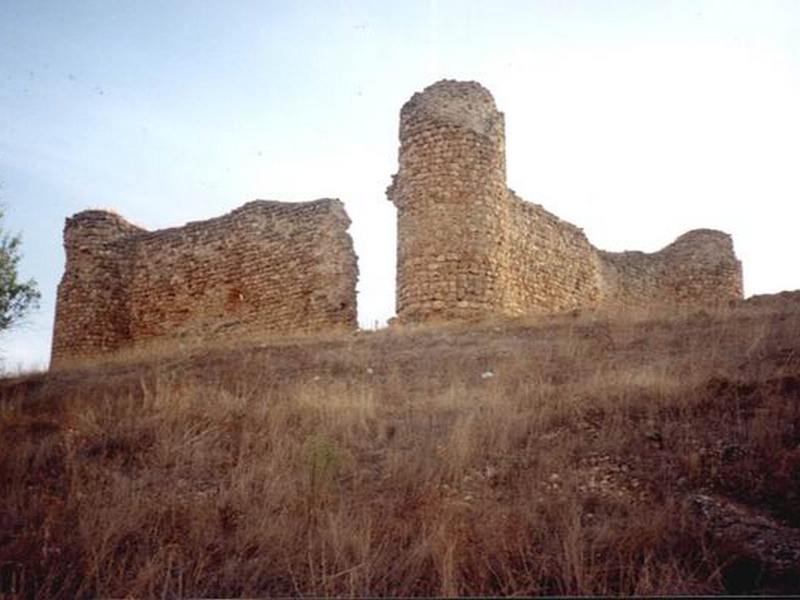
left=1, top=0, right=799, bottom=371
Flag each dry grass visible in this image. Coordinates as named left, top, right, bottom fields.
left=2, top=296, right=800, bottom=597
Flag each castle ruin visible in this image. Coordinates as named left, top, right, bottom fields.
left=51, top=79, right=744, bottom=366
left=387, top=80, right=743, bottom=321
left=51, top=199, right=358, bottom=367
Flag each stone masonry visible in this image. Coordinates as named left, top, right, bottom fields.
left=387, top=80, right=743, bottom=321
left=51, top=79, right=745, bottom=367
left=51, top=199, right=358, bottom=367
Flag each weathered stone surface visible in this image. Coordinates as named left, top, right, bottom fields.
left=387, top=80, right=743, bottom=322
left=51, top=199, right=358, bottom=367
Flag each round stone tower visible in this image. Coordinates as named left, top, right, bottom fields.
left=387, top=80, right=510, bottom=322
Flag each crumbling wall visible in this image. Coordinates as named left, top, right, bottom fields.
left=598, top=230, right=743, bottom=308
left=504, top=193, right=604, bottom=314
left=51, top=211, right=143, bottom=360
left=51, top=199, right=358, bottom=367
left=388, top=80, right=743, bottom=322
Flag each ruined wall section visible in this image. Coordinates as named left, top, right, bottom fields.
left=387, top=80, right=509, bottom=321
left=387, top=80, right=604, bottom=322
left=51, top=199, right=357, bottom=367
left=598, top=230, right=743, bottom=308
left=52, top=211, right=144, bottom=362
left=389, top=80, right=743, bottom=322
left=504, top=193, right=603, bottom=314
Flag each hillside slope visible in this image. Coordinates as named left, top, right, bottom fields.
left=2, top=294, right=800, bottom=596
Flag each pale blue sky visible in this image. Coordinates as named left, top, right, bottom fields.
left=2, top=0, right=799, bottom=371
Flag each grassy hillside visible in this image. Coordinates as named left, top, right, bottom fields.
left=2, top=295, right=800, bottom=597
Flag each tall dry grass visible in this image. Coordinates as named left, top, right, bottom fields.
left=1, top=299, right=799, bottom=596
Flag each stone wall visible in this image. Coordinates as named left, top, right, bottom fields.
left=388, top=80, right=743, bottom=322
left=50, top=79, right=745, bottom=365
left=598, top=229, right=743, bottom=308
left=51, top=199, right=358, bottom=367
left=503, top=193, right=604, bottom=314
